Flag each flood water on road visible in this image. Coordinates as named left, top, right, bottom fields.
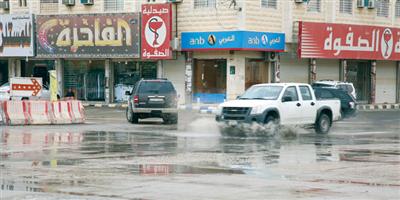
left=1, top=125, right=399, bottom=200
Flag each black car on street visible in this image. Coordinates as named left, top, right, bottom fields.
left=125, top=79, right=178, bottom=124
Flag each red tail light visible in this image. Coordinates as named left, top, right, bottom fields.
left=133, top=95, right=139, bottom=104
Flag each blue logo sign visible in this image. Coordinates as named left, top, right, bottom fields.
left=181, top=31, right=285, bottom=51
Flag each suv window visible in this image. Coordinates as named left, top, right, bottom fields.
left=315, top=89, right=334, bottom=99
left=282, top=86, right=299, bottom=102
left=138, top=81, right=175, bottom=94
left=337, top=84, right=350, bottom=92
left=299, top=86, right=312, bottom=101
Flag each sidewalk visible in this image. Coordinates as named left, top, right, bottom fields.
left=82, top=101, right=400, bottom=114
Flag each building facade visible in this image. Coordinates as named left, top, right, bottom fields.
left=1, top=0, right=399, bottom=105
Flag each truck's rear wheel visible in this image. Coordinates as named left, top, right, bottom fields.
left=315, top=113, right=331, bottom=134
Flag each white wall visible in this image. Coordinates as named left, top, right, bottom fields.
left=163, top=54, right=186, bottom=105
left=376, top=61, right=397, bottom=104
left=316, top=59, right=339, bottom=81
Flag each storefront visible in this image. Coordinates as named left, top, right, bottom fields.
left=298, top=21, right=400, bottom=104
left=181, top=31, right=285, bottom=103
left=35, top=13, right=141, bottom=102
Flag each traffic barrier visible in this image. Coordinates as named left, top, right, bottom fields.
left=70, top=100, right=85, bottom=123
left=0, top=100, right=85, bottom=125
left=27, top=101, right=52, bottom=125
left=1, top=100, right=29, bottom=125
left=52, top=101, right=73, bottom=124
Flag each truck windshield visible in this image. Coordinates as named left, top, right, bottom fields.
left=240, top=86, right=283, bottom=100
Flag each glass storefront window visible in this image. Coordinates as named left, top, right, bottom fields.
left=64, top=60, right=105, bottom=101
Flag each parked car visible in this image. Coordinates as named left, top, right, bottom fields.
left=0, top=82, right=50, bottom=101
left=313, top=87, right=357, bottom=118
left=312, top=80, right=357, bottom=100
left=125, top=79, right=178, bottom=124
left=215, top=83, right=341, bottom=134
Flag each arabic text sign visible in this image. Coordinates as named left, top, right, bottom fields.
left=298, top=21, right=400, bottom=60
left=181, top=31, right=285, bottom=51
left=10, top=77, right=42, bottom=97
left=141, top=4, right=172, bottom=60
left=0, top=14, right=34, bottom=57
left=36, top=13, right=140, bottom=58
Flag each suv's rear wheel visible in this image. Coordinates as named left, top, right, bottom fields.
left=126, top=106, right=139, bottom=124
left=315, top=113, right=331, bottom=134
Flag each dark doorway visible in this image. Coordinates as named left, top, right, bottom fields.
left=193, top=59, right=227, bottom=103
left=0, top=60, right=8, bottom=85
left=347, top=61, right=371, bottom=104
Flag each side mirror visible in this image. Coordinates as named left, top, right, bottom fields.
left=282, top=96, right=292, bottom=102
left=125, top=91, right=131, bottom=95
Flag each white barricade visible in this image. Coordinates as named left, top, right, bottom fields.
left=2, top=101, right=29, bottom=125
left=27, top=101, right=52, bottom=125
left=1, top=100, right=85, bottom=125
left=52, top=101, right=72, bottom=124
left=70, top=100, right=85, bottom=123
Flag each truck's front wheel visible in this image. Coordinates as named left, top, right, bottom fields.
left=315, top=113, right=331, bottom=134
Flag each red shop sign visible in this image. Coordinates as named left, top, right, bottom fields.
left=141, top=4, right=172, bottom=60
left=298, top=21, right=400, bottom=61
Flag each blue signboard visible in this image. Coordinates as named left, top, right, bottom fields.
left=181, top=31, right=285, bottom=51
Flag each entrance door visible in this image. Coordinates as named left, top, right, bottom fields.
left=347, top=61, right=371, bottom=104
left=245, top=59, right=269, bottom=89
left=193, top=59, right=227, bottom=103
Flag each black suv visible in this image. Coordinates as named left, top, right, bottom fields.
left=313, top=87, right=357, bottom=118
left=125, top=79, right=178, bottom=124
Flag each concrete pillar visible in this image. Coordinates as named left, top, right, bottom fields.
left=339, top=59, right=348, bottom=82
left=184, top=52, right=193, bottom=105
left=157, top=60, right=163, bottom=78
left=396, top=61, right=400, bottom=103
left=271, top=54, right=281, bottom=83
left=104, top=59, right=114, bottom=103
left=370, top=60, right=376, bottom=104
left=8, top=59, right=21, bottom=78
left=309, top=58, right=317, bottom=84
left=55, top=59, right=64, bottom=97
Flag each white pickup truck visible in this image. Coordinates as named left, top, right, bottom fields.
left=215, top=83, right=341, bottom=134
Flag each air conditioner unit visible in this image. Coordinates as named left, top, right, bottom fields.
left=265, top=52, right=278, bottom=62
left=81, top=0, right=93, bottom=5
left=0, top=1, right=9, bottom=10
left=356, top=0, right=364, bottom=8
left=367, top=0, right=375, bottom=9
left=63, top=0, right=75, bottom=6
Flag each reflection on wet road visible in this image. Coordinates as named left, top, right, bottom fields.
left=1, top=111, right=400, bottom=199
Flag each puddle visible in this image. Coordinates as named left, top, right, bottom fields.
left=127, top=164, right=244, bottom=176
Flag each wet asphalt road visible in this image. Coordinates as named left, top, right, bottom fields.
left=1, top=108, right=399, bottom=200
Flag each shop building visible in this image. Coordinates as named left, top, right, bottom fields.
left=2, top=0, right=399, bottom=105
left=176, top=0, right=400, bottom=104
left=298, top=21, right=400, bottom=104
